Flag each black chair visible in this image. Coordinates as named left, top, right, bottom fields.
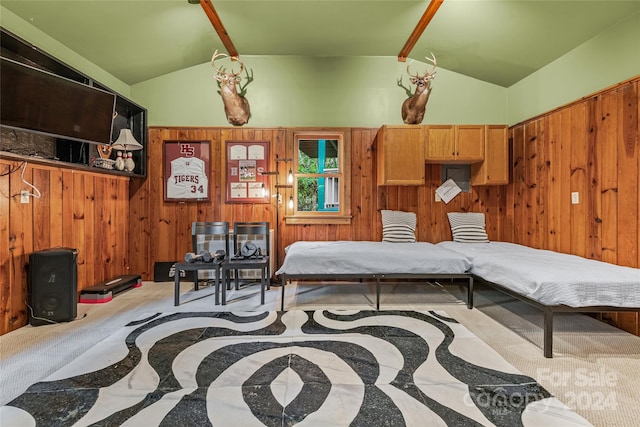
left=222, top=222, right=270, bottom=305
left=174, top=221, right=229, bottom=306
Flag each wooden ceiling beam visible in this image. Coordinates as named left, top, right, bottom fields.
left=200, top=0, right=239, bottom=58
left=397, top=0, right=444, bottom=62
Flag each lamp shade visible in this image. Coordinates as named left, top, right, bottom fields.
left=111, top=129, right=143, bottom=151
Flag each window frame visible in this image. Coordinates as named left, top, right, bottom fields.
left=285, top=130, right=351, bottom=225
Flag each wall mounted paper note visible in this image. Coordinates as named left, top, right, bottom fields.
left=436, top=178, right=462, bottom=204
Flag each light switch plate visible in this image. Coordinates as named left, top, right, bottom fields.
left=571, top=192, right=579, bottom=204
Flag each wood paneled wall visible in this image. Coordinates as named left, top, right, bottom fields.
left=133, top=127, right=508, bottom=282
left=506, top=78, right=639, bottom=335
left=0, top=160, right=130, bottom=334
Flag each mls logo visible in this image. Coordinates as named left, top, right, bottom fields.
left=48, top=273, right=56, bottom=283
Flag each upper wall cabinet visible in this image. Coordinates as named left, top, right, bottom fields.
left=377, top=125, right=425, bottom=186
left=0, top=28, right=147, bottom=177
left=471, top=125, right=509, bottom=185
left=424, top=125, right=484, bottom=163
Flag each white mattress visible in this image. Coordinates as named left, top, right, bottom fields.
left=276, top=241, right=471, bottom=276
left=437, top=241, right=640, bottom=308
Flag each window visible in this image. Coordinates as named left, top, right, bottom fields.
left=286, top=131, right=351, bottom=224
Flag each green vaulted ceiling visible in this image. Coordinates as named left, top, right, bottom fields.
left=2, top=0, right=639, bottom=87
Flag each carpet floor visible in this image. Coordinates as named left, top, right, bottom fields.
left=1, top=309, right=590, bottom=426
left=0, top=280, right=638, bottom=426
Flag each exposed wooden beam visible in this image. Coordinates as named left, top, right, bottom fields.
left=397, top=0, right=444, bottom=62
left=200, top=0, right=239, bottom=58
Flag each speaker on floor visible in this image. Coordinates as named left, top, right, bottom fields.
left=28, top=248, right=78, bottom=326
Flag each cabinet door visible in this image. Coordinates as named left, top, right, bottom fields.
left=471, top=125, right=508, bottom=185
left=377, top=125, right=425, bottom=185
left=424, top=125, right=455, bottom=162
left=455, top=125, right=485, bottom=162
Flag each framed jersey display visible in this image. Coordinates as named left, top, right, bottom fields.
left=163, top=140, right=210, bottom=202
left=225, top=140, right=269, bottom=203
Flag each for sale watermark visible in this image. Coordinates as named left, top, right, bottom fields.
left=536, top=367, right=618, bottom=411
left=464, top=385, right=549, bottom=415
left=464, top=367, right=618, bottom=414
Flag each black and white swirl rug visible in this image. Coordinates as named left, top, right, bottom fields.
left=1, top=310, right=591, bottom=426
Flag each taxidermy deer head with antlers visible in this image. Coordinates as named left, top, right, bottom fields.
left=211, top=50, right=253, bottom=126
left=400, top=53, right=437, bottom=124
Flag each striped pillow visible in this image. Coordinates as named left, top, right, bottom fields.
left=381, top=210, right=416, bottom=243
left=447, top=212, right=489, bottom=243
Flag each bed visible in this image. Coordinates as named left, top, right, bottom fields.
left=275, top=240, right=473, bottom=311
left=437, top=241, right=640, bottom=357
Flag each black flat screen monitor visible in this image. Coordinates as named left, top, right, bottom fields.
left=1, top=57, right=115, bottom=145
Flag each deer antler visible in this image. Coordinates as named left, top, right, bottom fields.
left=406, top=52, right=437, bottom=79
left=424, top=52, right=437, bottom=78
left=211, top=49, right=244, bottom=77
left=229, top=57, right=244, bottom=77
left=211, top=49, right=228, bottom=75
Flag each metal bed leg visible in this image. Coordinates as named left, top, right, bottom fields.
left=376, top=277, right=380, bottom=311
left=280, top=276, right=286, bottom=311
left=544, top=309, right=553, bottom=358
left=467, top=276, right=474, bottom=309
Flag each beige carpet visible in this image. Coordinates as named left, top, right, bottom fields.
left=1, top=280, right=638, bottom=426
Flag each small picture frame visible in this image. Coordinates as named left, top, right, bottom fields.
left=225, top=140, right=270, bottom=203
left=164, top=140, right=211, bottom=202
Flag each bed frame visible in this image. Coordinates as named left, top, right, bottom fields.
left=278, top=273, right=473, bottom=311
left=473, top=277, right=640, bottom=358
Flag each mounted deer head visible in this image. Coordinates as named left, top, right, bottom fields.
left=211, top=50, right=251, bottom=126
left=401, top=52, right=437, bottom=125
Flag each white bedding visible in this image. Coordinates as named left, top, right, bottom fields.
left=437, top=241, right=640, bottom=308
left=276, top=241, right=471, bottom=276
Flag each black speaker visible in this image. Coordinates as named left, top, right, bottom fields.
left=28, top=248, right=78, bottom=326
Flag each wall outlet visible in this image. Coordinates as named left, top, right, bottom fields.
left=571, top=192, right=579, bottom=205
left=435, top=192, right=441, bottom=202
left=20, top=190, right=30, bottom=204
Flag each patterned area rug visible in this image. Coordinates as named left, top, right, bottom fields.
left=1, top=310, right=592, bottom=426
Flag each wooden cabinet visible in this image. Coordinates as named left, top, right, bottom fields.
left=377, top=123, right=507, bottom=186
left=471, top=125, right=509, bottom=185
left=425, top=125, right=484, bottom=163
left=377, top=125, right=425, bottom=185
left=423, top=125, right=455, bottom=161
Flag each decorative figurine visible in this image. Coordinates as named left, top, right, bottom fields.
left=124, top=152, right=135, bottom=172
left=115, top=151, right=125, bottom=171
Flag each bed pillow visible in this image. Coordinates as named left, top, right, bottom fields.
left=381, top=210, right=416, bottom=243
left=447, top=212, right=489, bottom=243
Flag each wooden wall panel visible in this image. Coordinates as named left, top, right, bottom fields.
left=617, top=82, right=638, bottom=268
left=0, top=162, right=9, bottom=332
left=0, top=159, right=130, bottom=334
left=569, top=103, right=588, bottom=257
left=599, top=90, right=619, bottom=264
left=506, top=77, right=640, bottom=337
left=141, top=127, right=508, bottom=280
